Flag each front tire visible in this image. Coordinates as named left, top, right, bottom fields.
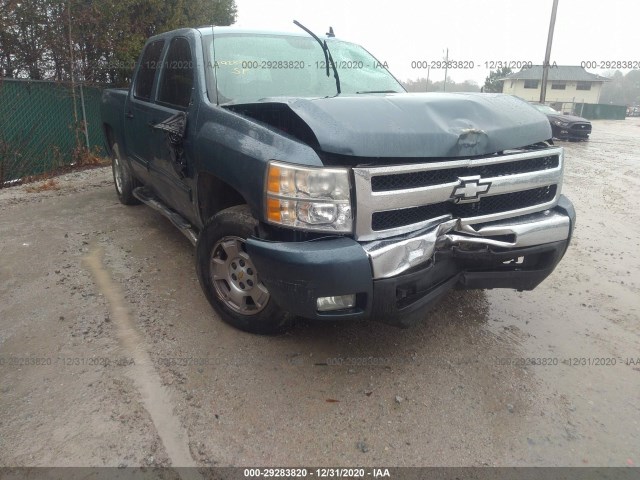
left=111, top=142, right=140, bottom=205
left=196, top=205, right=293, bottom=334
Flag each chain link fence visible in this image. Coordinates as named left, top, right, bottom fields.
left=0, top=78, right=106, bottom=186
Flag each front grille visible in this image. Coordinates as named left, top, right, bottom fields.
left=372, top=185, right=557, bottom=231
left=371, top=155, right=559, bottom=192
left=353, top=146, right=564, bottom=240
left=569, top=124, right=591, bottom=134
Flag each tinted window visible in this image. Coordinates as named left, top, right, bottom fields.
left=533, top=104, right=559, bottom=114
left=524, top=79, right=539, bottom=89
left=158, top=37, right=194, bottom=108
left=134, top=40, right=165, bottom=101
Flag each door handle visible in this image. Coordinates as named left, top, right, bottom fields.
left=125, top=112, right=134, bottom=119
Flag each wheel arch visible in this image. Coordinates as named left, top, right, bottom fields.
left=103, top=123, right=125, bottom=158
left=196, top=171, right=250, bottom=227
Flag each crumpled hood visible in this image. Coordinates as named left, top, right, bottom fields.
left=247, top=93, right=552, bottom=158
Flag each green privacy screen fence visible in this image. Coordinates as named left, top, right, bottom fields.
left=0, top=78, right=106, bottom=185
left=573, top=103, right=627, bottom=120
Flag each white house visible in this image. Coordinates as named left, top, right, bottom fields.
left=501, top=65, right=609, bottom=113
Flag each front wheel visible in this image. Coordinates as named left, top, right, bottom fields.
left=196, top=205, right=293, bottom=334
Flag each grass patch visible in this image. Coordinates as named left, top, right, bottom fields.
left=24, top=178, right=61, bottom=193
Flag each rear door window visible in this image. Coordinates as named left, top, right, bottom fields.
left=134, top=40, right=165, bottom=101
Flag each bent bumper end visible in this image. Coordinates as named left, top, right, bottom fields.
left=246, top=237, right=373, bottom=320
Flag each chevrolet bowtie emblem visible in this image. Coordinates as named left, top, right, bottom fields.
left=451, top=175, right=492, bottom=203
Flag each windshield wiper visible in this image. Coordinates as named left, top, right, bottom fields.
left=293, top=20, right=341, bottom=94
left=356, top=90, right=398, bottom=94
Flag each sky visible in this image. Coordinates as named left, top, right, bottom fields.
left=232, top=0, right=639, bottom=85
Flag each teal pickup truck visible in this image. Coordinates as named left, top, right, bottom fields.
left=101, top=25, right=575, bottom=334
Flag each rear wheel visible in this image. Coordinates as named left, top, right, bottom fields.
left=111, top=142, right=140, bottom=205
left=196, top=205, right=293, bottom=334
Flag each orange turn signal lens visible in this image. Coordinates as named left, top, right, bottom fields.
left=267, top=198, right=281, bottom=222
left=267, top=165, right=281, bottom=193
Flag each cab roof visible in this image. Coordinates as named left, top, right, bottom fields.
left=197, top=26, right=336, bottom=39
left=145, top=26, right=338, bottom=43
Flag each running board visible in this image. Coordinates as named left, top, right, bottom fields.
left=133, top=187, right=198, bottom=246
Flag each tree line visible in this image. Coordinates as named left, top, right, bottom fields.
left=403, top=77, right=481, bottom=93
left=599, top=70, right=640, bottom=106
left=0, top=0, right=236, bottom=86
left=402, top=67, right=511, bottom=93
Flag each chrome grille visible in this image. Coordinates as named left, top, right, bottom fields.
left=372, top=185, right=557, bottom=231
left=353, top=147, right=564, bottom=240
left=371, top=155, right=559, bottom=191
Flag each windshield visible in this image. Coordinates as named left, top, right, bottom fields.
left=202, top=33, right=404, bottom=104
left=533, top=104, right=560, bottom=114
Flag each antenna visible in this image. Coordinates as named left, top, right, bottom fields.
left=211, top=24, right=220, bottom=105
left=326, top=27, right=335, bottom=37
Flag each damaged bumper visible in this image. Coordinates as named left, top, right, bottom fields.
left=246, top=196, right=575, bottom=326
left=365, top=202, right=572, bottom=280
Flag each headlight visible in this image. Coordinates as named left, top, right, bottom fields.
left=266, top=161, right=352, bottom=233
left=553, top=120, right=569, bottom=127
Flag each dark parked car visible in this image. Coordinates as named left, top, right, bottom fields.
left=531, top=103, right=591, bottom=140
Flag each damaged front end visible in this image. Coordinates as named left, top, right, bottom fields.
left=246, top=196, right=575, bottom=327
left=246, top=137, right=575, bottom=326
left=238, top=93, right=574, bottom=326
left=363, top=198, right=575, bottom=327
left=364, top=208, right=572, bottom=280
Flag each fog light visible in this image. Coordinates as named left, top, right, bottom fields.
left=317, top=294, right=356, bottom=312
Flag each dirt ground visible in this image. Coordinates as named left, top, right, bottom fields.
left=0, top=118, right=639, bottom=468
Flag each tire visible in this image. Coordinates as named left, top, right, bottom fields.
left=111, top=141, right=140, bottom=205
left=196, top=205, right=293, bottom=334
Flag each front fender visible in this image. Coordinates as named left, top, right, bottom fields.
left=193, top=103, right=324, bottom=222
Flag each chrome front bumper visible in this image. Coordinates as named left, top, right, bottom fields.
left=362, top=208, right=572, bottom=279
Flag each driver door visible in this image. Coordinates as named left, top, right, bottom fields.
left=147, top=36, right=198, bottom=219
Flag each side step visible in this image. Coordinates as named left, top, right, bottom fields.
left=133, top=187, right=198, bottom=246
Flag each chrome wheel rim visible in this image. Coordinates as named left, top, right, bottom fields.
left=210, top=236, right=270, bottom=315
left=113, top=156, right=124, bottom=194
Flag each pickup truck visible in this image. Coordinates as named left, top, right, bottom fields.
left=101, top=25, right=576, bottom=334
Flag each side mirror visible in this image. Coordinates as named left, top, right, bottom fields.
left=152, top=112, right=188, bottom=178
left=152, top=112, right=187, bottom=141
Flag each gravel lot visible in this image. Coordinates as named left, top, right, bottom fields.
left=0, top=118, right=639, bottom=468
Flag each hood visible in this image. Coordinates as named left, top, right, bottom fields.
left=229, top=93, right=552, bottom=158
left=547, top=113, right=590, bottom=124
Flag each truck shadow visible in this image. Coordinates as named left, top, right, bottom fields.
left=277, top=288, right=521, bottom=371
left=293, top=289, right=491, bottom=339
left=258, top=287, right=538, bottom=439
